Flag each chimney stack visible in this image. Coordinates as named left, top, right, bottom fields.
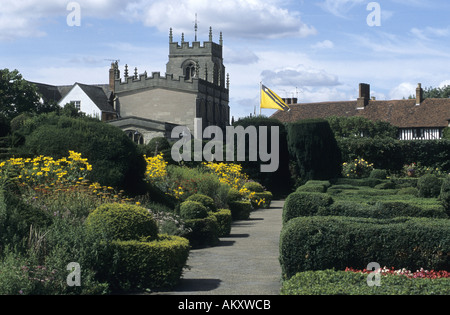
left=109, top=62, right=119, bottom=91
left=416, top=83, right=423, bottom=106
left=357, top=83, right=370, bottom=109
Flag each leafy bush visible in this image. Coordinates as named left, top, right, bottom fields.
left=281, top=270, right=450, bottom=295
left=184, top=216, right=220, bottom=248
left=286, top=119, right=342, bottom=183
left=179, top=201, right=209, bottom=220
left=417, top=174, right=442, bottom=198
left=370, top=169, right=387, bottom=180
left=228, top=200, right=252, bottom=221
left=243, top=181, right=265, bottom=193
left=440, top=176, right=450, bottom=216
left=16, top=114, right=146, bottom=194
left=186, top=194, right=217, bottom=212
left=342, top=158, right=374, bottom=179
left=251, top=191, right=273, bottom=209
left=104, top=235, right=190, bottom=291
left=85, top=203, right=159, bottom=242
left=397, top=187, right=419, bottom=196
left=279, top=216, right=450, bottom=279
left=282, top=192, right=333, bottom=224
left=211, top=209, right=232, bottom=237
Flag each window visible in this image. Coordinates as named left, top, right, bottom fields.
left=70, top=101, right=81, bottom=110
left=185, top=62, right=196, bottom=80
left=126, top=130, right=144, bottom=145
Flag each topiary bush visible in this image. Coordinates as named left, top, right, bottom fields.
left=85, top=203, right=159, bottom=242
left=440, top=176, right=450, bottom=216
left=370, top=169, right=387, bottom=180
left=179, top=201, right=209, bottom=220
left=417, top=174, right=442, bottom=198
left=282, top=192, right=333, bottom=224
left=287, top=119, right=342, bottom=183
left=243, top=181, right=265, bottom=193
left=280, top=216, right=450, bottom=279
left=184, top=216, right=220, bottom=248
left=186, top=194, right=217, bottom=212
left=211, top=209, right=232, bottom=237
left=105, top=235, right=190, bottom=291
left=228, top=200, right=252, bottom=221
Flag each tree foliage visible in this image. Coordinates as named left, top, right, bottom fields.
left=327, top=116, right=398, bottom=139
left=0, top=69, right=58, bottom=121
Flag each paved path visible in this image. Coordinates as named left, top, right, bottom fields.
left=154, top=200, right=284, bottom=295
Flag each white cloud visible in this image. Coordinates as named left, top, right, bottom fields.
left=261, top=65, right=341, bottom=88
left=123, top=0, right=317, bottom=39
left=224, top=47, right=259, bottom=65
left=318, top=0, right=365, bottom=18
left=389, top=82, right=416, bottom=100
left=311, top=40, right=334, bottom=50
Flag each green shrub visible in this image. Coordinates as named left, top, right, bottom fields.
left=417, top=174, right=442, bottom=198
left=281, top=270, right=450, bottom=295
left=296, top=184, right=327, bottom=193
left=282, top=192, right=333, bottom=224
left=211, top=209, right=232, bottom=237
left=186, top=194, right=217, bottom=212
left=243, top=181, right=265, bottom=193
left=397, top=187, right=419, bottom=196
left=251, top=191, right=273, bottom=209
left=104, top=235, right=190, bottom=291
left=280, top=216, right=450, bottom=279
left=179, top=201, right=208, bottom=220
left=228, top=200, right=252, bottom=221
left=184, top=216, right=220, bottom=248
left=227, top=188, right=242, bottom=202
left=440, top=176, right=450, bottom=216
left=16, top=114, right=146, bottom=194
left=335, top=177, right=382, bottom=188
left=287, top=119, right=342, bottom=183
left=85, top=203, right=159, bottom=242
left=374, top=181, right=396, bottom=190
left=369, top=169, right=388, bottom=179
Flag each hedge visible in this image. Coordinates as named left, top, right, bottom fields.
left=282, top=192, right=333, bottom=224
left=211, top=209, right=232, bottom=237
left=251, top=191, right=273, bottom=209
left=228, top=200, right=252, bottom=221
left=279, top=216, right=450, bottom=279
left=104, top=235, right=190, bottom=291
left=281, top=270, right=450, bottom=295
left=179, top=201, right=209, bottom=220
left=184, top=215, right=220, bottom=248
left=287, top=119, right=342, bottom=183
left=186, top=194, right=217, bottom=212
left=85, top=203, right=159, bottom=242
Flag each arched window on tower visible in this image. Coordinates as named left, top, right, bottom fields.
left=184, top=62, right=196, bottom=81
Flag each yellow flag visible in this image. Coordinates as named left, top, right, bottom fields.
left=261, top=84, right=290, bottom=111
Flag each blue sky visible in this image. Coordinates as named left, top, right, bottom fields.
left=1, top=0, right=450, bottom=119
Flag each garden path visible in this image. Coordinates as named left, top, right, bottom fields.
left=153, top=200, right=284, bottom=295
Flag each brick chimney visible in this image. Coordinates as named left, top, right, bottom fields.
left=357, top=83, right=370, bottom=109
left=416, top=83, right=423, bottom=106
left=109, top=62, right=119, bottom=91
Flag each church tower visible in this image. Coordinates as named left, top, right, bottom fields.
left=109, top=26, right=230, bottom=144
left=166, top=27, right=226, bottom=89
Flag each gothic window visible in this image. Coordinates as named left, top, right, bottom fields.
left=126, top=130, right=144, bottom=145
left=184, top=62, right=196, bottom=80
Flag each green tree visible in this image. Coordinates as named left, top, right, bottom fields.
left=327, top=116, right=398, bottom=139
left=0, top=69, right=41, bottom=120
left=423, top=85, right=450, bottom=99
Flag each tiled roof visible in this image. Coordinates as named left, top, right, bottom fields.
left=76, top=83, right=115, bottom=113
left=271, top=98, right=450, bottom=128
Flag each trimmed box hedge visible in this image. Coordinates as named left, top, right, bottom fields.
left=282, top=192, right=333, bottom=224
left=280, top=216, right=450, bottom=279
left=228, top=200, right=252, bottom=221
left=106, top=235, right=190, bottom=291
left=184, top=215, right=220, bottom=248
left=281, top=270, right=450, bottom=295
left=211, top=209, right=232, bottom=237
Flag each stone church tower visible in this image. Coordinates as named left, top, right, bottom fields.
left=108, top=27, right=230, bottom=144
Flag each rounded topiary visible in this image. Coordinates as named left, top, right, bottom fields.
left=86, top=203, right=158, bottom=241
left=243, top=181, right=265, bottom=193
left=179, top=201, right=208, bottom=220
left=417, top=174, right=442, bottom=198
left=186, top=193, right=217, bottom=212
left=227, top=188, right=242, bottom=203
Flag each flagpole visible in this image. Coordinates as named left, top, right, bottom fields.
left=259, top=82, right=262, bottom=116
